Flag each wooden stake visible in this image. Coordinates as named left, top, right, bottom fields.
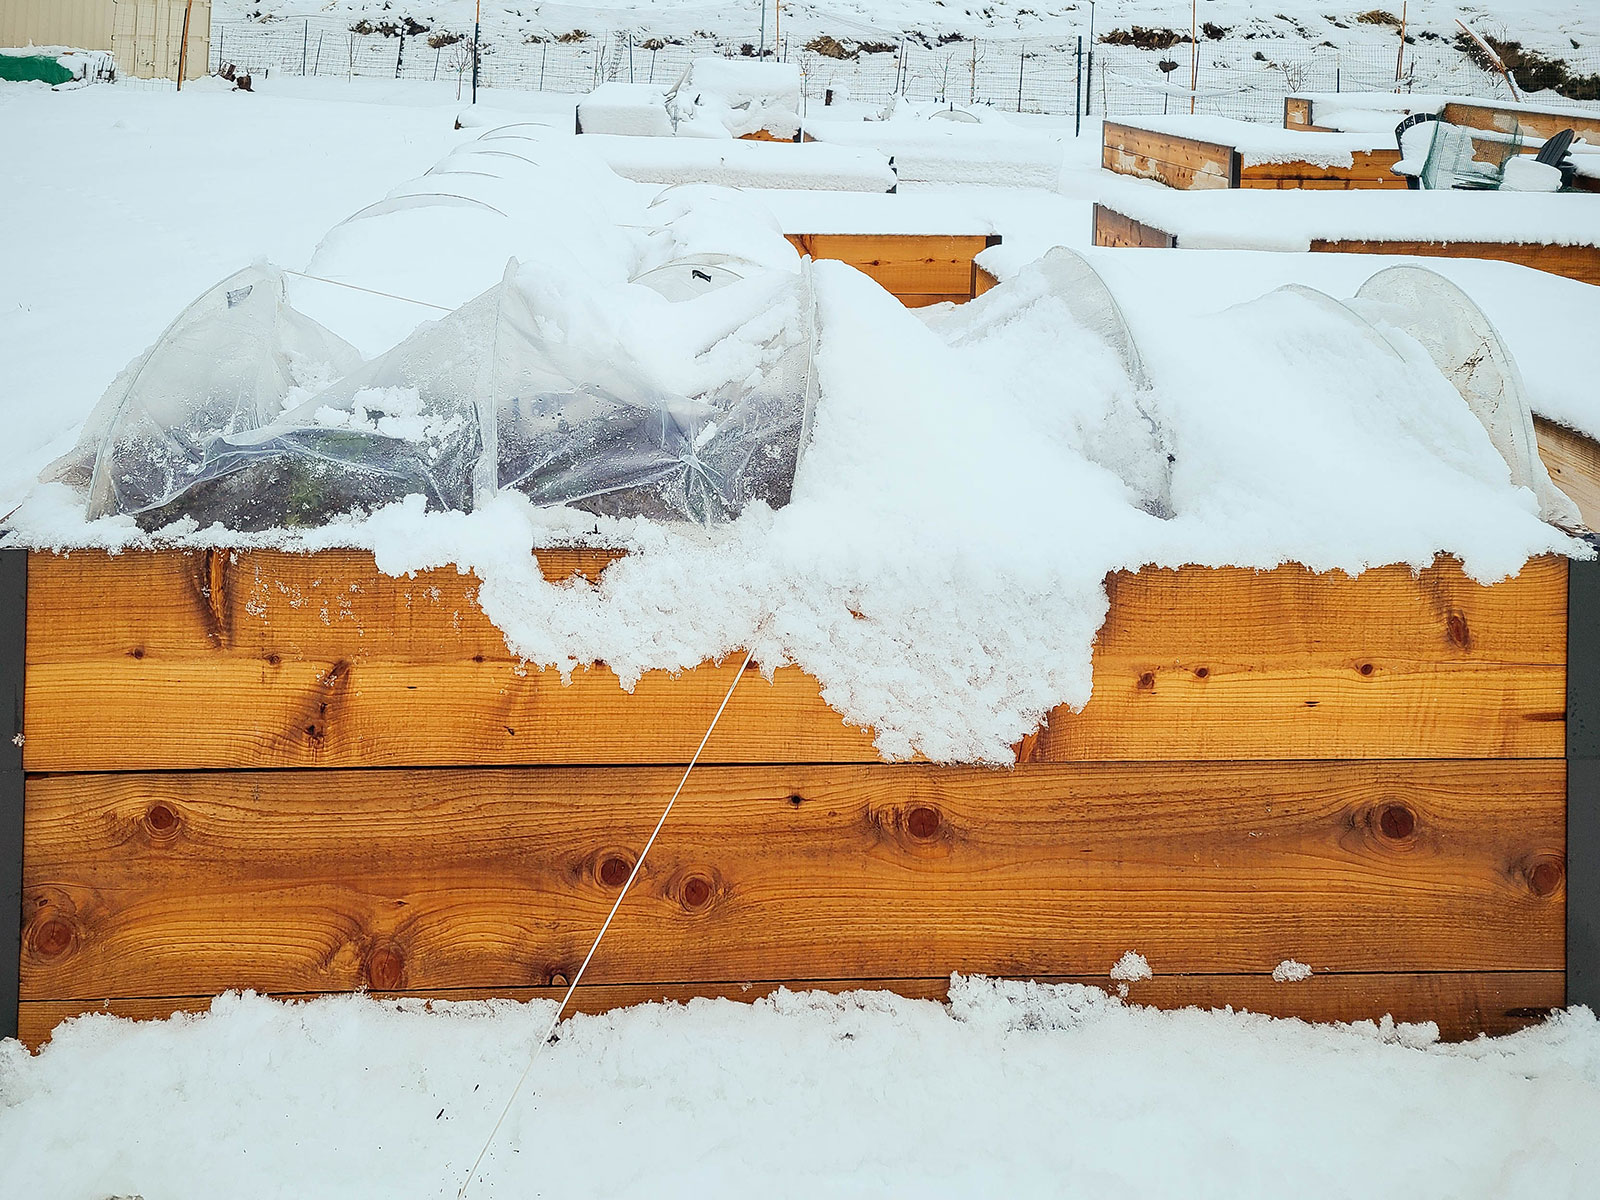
left=1394, top=2, right=1407, bottom=86
left=1189, top=0, right=1198, bottom=114
left=1457, top=18, right=1520, bottom=101
left=176, top=0, right=194, bottom=89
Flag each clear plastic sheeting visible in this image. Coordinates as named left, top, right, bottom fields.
left=1352, top=265, right=1581, bottom=529
left=47, top=264, right=362, bottom=523
left=493, top=261, right=818, bottom=523
left=52, top=259, right=819, bottom=532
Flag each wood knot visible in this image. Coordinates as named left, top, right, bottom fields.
left=1193, top=666, right=1209, bottom=680
left=1527, top=856, right=1564, bottom=898
left=598, top=855, right=633, bottom=888
left=1376, top=803, right=1415, bottom=841
left=906, top=806, right=941, bottom=840
left=680, top=874, right=714, bottom=911
left=264, top=653, right=281, bottom=667
left=144, top=802, right=180, bottom=839
left=128, top=647, right=145, bottom=660
left=1445, top=610, right=1472, bottom=650
left=1136, top=671, right=1156, bottom=691
left=29, top=916, right=76, bottom=960
left=366, top=945, right=405, bottom=991
left=788, top=794, right=805, bottom=808
left=1357, top=662, right=1375, bottom=677
left=548, top=971, right=570, bottom=988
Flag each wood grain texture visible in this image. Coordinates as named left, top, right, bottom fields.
left=786, top=233, right=989, bottom=299
left=1536, top=415, right=1600, bottom=532
left=1440, top=100, right=1600, bottom=146
left=23, top=552, right=1567, bottom=769
left=1101, top=121, right=1238, bottom=190
left=1310, top=238, right=1600, bottom=287
left=1283, top=97, right=1317, bottom=129
left=1031, top=557, right=1566, bottom=762
left=16, top=971, right=1561, bottom=1049
left=20, top=759, right=1565, bottom=1008
left=1239, top=149, right=1406, bottom=190
left=1092, top=203, right=1177, bottom=249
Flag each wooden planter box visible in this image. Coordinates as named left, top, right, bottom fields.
left=4, top=547, right=1594, bottom=1048
left=1102, top=120, right=1404, bottom=191
left=1091, top=201, right=1600, bottom=286
left=1288, top=95, right=1600, bottom=147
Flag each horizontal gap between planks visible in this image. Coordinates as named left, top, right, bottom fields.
left=21, top=753, right=1571, bottom=780
left=24, top=970, right=1569, bottom=1006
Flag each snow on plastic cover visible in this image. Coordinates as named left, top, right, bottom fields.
left=53, top=258, right=819, bottom=532
left=926, top=246, right=1173, bottom=519
left=1352, top=265, right=1581, bottom=529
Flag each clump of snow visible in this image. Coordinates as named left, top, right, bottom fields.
left=1110, top=951, right=1153, bottom=982
left=1273, top=959, right=1315, bottom=983
left=4, top=979, right=1599, bottom=1198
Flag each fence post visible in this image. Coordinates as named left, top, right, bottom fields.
left=395, top=31, right=405, bottom=78
left=1569, top=554, right=1600, bottom=1014
left=1085, top=42, right=1094, bottom=116
left=1016, top=42, right=1024, bottom=112
left=540, top=42, right=547, bottom=91
left=470, top=19, right=479, bottom=102
left=628, top=32, right=634, bottom=83
left=0, top=550, right=26, bottom=1043
left=1074, top=36, right=1082, bottom=135
left=302, top=19, right=308, bottom=75
left=315, top=32, right=323, bottom=74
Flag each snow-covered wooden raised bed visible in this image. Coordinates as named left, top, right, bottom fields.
left=1102, top=118, right=1405, bottom=191
left=1090, top=192, right=1600, bottom=285
left=6, top=545, right=1579, bottom=1047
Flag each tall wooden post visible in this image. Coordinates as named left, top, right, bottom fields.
left=176, top=0, right=195, bottom=89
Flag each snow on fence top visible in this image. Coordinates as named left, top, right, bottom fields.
left=4, top=120, right=1588, bottom=763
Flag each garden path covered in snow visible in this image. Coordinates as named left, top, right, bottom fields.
left=4, top=982, right=1600, bottom=1198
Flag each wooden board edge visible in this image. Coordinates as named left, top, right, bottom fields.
left=17, top=971, right=1564, bottom=1050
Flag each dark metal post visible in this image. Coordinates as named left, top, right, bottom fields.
left=1074, top=36, right=1082, bottom=136
left=471, top=20, right=479, bottom=103
left=1, top=550, right=25, bottom=1042
left=1569, top=553, right=1600, bottom=1012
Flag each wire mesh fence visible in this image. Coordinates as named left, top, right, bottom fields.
left=206, top=18, right=1600, bottom=123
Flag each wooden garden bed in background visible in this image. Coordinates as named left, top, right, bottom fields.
left=1090, top=201, right=1600, bottom=286
left=1102, top=120, right=1404, bottom=191
left=8, top=548, right=1576, bottom=1046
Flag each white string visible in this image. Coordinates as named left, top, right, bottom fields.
left=457, top=645, right=758, bottom=1198
left=282, top=268, right=455, bottom=312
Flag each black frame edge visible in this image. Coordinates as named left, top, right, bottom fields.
left=1, top=548, right=23, bottom=1041
left=1568, top=552, right=1600, bottom=1012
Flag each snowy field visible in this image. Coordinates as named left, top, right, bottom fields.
left=6, top=55, right=1600, bottom=1199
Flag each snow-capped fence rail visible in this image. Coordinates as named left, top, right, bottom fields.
left=195, top=17, right=1591, bottom=124
left=3, top=547, right=1592, bottom=1046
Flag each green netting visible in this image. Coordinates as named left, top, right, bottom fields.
left=0, top=54, right=73, bottom=86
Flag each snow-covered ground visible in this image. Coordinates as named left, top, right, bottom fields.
left=4, top=981, right=1600, bottom=1198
